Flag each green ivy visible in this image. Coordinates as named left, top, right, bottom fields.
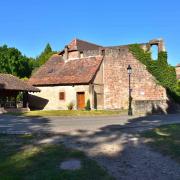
left=85, top=99, right=91, bottom=111
left=129, top=44, right=180, bottom=103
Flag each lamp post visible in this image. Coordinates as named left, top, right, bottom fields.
left=127, top=65, right=132, bottom=116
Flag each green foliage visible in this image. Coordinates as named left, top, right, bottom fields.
left=85, top=99, right=91, bottom=110
left=129, top=44, right=180, bottom=103
left=16, top=92, right=23, bottom=102
left=35, top=43, right=56, bottom=67
left=176, top=80, right=180, bottom=94
left=67, top=101, right=74, bottom=110
left=0, top=43, right=57, bottom=78
left=8, top=110, right=127, bottom=116
left=0, top=45, right=33, bottom=78
left=158, top=51, right=168, bottom=66
left=142, top=124, right=180, bottom=163
left=0, top=134, right=113, bottom=179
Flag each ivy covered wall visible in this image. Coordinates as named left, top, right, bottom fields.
left=129, top=44, right=180, bottom=103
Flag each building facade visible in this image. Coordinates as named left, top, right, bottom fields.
left=28, top=38, right=169, bottom=114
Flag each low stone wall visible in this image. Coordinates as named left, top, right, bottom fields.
left=0, top=108, right=6, bottom=114
left=132, top=100, right=168, bottom=115
left=0, top=108, right=30, bottom=114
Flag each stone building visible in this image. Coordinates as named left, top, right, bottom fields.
left=176, top=64, right=180, bottom=80
left=28, top=38, right=169, bottom=114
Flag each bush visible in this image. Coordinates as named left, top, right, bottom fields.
left=85, top=99, right=91, bottom=110
left=67, top=102, right=74, bottom=110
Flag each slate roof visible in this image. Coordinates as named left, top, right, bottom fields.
left=0, top=74, right=40, bottom=92
left=28, top=54, right=103, bottom=86
left=59, top=38, right=102, bottom=54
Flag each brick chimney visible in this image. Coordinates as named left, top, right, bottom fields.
left=64, top=45, right=69, bottom=60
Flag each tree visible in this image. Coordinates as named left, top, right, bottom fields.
left=0, top=43, right=56, bottom=78
left=35, top=43, right=56, bottom=67
left=0, top=45, right=33, bottom=78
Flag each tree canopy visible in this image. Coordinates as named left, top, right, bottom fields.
left=0, top=45, right=34, bottom=78
left=35, top=43, right=56, bottom=67
left=0, top=43, right=57, bottom=78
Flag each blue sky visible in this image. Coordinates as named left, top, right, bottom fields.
left=0, top=0, right=179, bottom=65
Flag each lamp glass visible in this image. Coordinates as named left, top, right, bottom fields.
left=127, top=65, right=132, bottom=74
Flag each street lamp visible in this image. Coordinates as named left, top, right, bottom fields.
left=127, top=65, right=132, bottom=116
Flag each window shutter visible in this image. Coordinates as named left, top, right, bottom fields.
left=59, top=92, right=65, bottom=100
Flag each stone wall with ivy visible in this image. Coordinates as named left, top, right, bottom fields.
left=129, top=44, right=180, bottom=103
left=103, top=46, right=167, bottom=111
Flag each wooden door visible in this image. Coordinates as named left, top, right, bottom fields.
left=77, top=92, right=85, bottom=109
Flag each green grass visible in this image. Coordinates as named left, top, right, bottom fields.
left=0, top=134, right=114, bottom=180
left=142, top=124, right=180, bottom=163
left=8, top=109, right=127, bottom=117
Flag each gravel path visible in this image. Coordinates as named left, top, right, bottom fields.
left=92, top=139, right=180, bottom=180
left=1, top=114, right=180, bottom=179
left=58, top=130, right=180, bottom=180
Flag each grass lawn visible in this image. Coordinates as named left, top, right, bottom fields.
left=0, top=134, right=113, bottom=180
left=8, top=109, right=127, bottom=117
left=142, top=124, right=180, bottom=163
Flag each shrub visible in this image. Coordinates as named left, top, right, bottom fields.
left=67, top=102, right=74, bottom=110
left=85, top=99, right=91, bottom=110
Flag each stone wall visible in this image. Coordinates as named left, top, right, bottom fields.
left=80, top=39, right=172, bottom=113
left=0, top=107, right=29, bottom=114
left=133, top=100, right=168, bottom=114
left=176, top=66, right=180, bottom=80
left=29, top=85, right=91, bottom=110
left=67, top=51, right=80, bottom=59
left=0, top=108, right=5, bottom=114
left=102, top=47, right=167, bottom=111
left=93, top=60, right=104, bottom=109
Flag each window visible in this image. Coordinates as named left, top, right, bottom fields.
left=59, top=92, right=65, bottom=100
left=151, top=45, right=158, bottom=60
left=80, top=52, right=83, bottom=58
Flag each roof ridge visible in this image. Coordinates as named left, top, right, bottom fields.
left=75, top=38, right=102, bottom=47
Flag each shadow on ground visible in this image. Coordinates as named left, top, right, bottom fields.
left=0, top=114, right=180, bottom=179
left=0, top=115, right=51, bottom=133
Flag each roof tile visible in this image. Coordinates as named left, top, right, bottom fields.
left=0, top=74, right=40, bottom=92
left=28, top=55, right=103, bottom=86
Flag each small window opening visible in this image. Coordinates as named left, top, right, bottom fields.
left=48, top=68, right=53, bottom=74
left=80, top=52, right=83, bottom=58
left=101, top=49, right=105, bottom=56
left=151, top=45, right=158, bottom=60
left=59, top=92, right=65, bottom=100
